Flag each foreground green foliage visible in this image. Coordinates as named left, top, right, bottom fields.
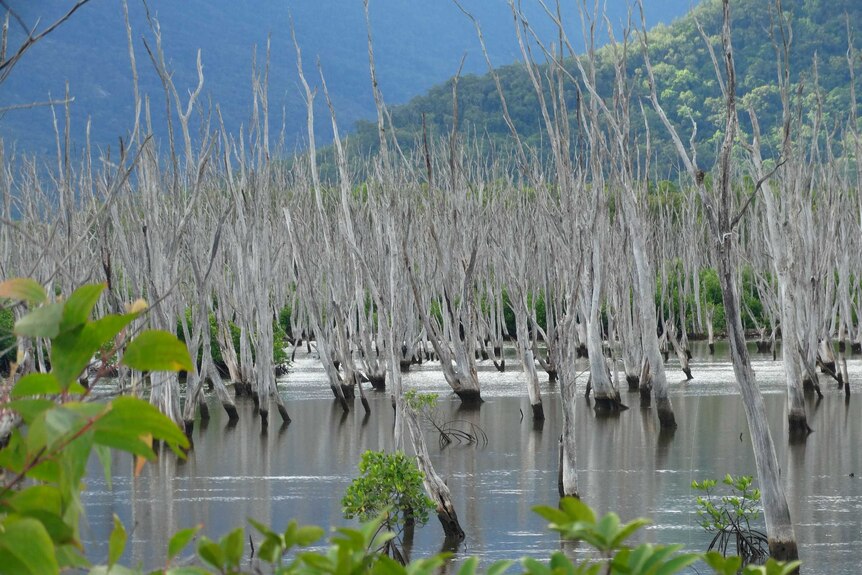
left=0, top=279, right=192, bottom=573
left=0, top=279, right=800, bottom=574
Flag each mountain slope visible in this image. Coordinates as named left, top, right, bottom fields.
left=346, top=0, right=862, bottom=167
left=0, top=0, right=689, bottom=156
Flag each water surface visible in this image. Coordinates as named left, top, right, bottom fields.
left=82, top=342, right=862, bottom=572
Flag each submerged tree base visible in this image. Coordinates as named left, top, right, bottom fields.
left=233, top=381, right=252, bottom=397
left=801, top=377, right=824, bottom=398
left=594, top=394, right=628, bottom=414
left=454, top=389, right=483, bottom=404
left=626, top=375, right=640, bottom=391
left=768, top=538, right=800, bottom=566
left=437, top=508, right=466, bottom=541
left=531, top=402, right=545, bottom=421
left=788, top=412, right=812, bottom=440
left=656, top=399, right=677, bottom=430
left=223, top=402, right=239, bottom=422
left=640, top=384, right=653, bottom=408
left=369, top=374, right=386, bottom=391
left=277, top=403, right=291, bottom=424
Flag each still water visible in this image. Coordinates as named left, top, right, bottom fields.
left=82, top=342, right=862, bottom=572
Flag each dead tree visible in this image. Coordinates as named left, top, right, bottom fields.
left=642, top=0, right=798, bottom=560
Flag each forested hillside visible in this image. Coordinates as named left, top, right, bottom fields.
left=346, top=0, right=862, bottom=168
left=0, top=0, right=688, bottom=156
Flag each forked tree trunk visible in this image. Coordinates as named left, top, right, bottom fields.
left=817, top=337, right=840, bottom=384
left=666, top=320, right=693, bottom=381
left=627, top=203, right=675, bottom=427
left=404, top=256, right=482, bottom=403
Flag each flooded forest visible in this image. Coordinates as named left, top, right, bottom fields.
left=0, top=0, right=860, bottom=574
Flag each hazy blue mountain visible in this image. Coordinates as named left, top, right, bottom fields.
left=0, top=0, right=690, bottom=157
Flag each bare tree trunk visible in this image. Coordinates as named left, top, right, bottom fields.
left=405, top=408, right=465, bottom=541
left=643, top=0, right=798, bottom=559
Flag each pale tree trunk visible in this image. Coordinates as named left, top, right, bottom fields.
left=643, top=0, right=798, bottom=559
left=580, top=222, right=623, bottom=412
left=705, top=305, right=716, bottom=355
left=514, top=303, right=544, bottom=421
left=405, top=408, right=465, bottom=541
left=556, top=304, right=581, bottom=499
left=617, top=282, right=642, bottom=391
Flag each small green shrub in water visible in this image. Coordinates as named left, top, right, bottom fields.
left=342, top=449, right=434, bottom=561
left=693, top=474, right=769, bottom=565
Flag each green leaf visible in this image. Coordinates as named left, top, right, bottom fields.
left=8, top=486, right=62, bottom=516
left=6, top=398, right=55, bottom=423
left=531, top=505, right=570, bottom=525
left=51, top=313, right=137, bottom=389
left=3, top=487, right=74, bottom=544
left=609, top=517, right=651, bottom=547
left=654, top=554, right=700, bottom=575
left=372, top=555, right=407, bottom=575
left=559, top=496, right=597, bottom=524
left=27, top=405, right=84, bottom=453
left=122, top=330, right=194, bottom=373
left=196, top=538, right=225, bottom=570
left=520, top=557, right=551, bottom=575
left=247, top=518, right=275, bottom=537
left=95, top=445, right=112, bottom=490
left=703, top=552, right=741, bottom=575
left=87, top=565, right=138, bottom=575
left=486, top=560, right=514, bottom=575
left=0, top=278, right=47, bottom=304
left=256, top=534, right=285, bottom=564
left=60, top=283, right=106, bottom=332
left=168, top=525, right=202, bottom=561
left=55, top=544, right=90, bottom=569
left=294, top=525, right=324, bottom=546
left=165, top=568, right=211, bottom=575
left=221, top=528, right=244, bottom=567
left=108, top=515, right=126, bottom=567
left=94, top=397, right=189, bottom=458
left=14, top=302, right=64, bottom=338
left=297, top=551, right=334, bottom=571
left=0, top=516, right=60, bottom=575
left=457, top=557, right=479, bottom=575
left=11, top=374, right=61, bottom=398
